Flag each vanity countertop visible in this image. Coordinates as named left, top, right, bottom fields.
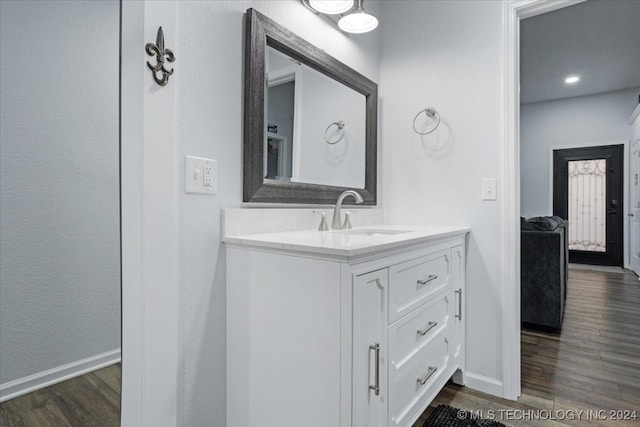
left=223, top=225, right=470, bottom=259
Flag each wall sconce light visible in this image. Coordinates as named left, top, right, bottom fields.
left=338, top=0, right=378, bottom=34
left=302, top=0, right=378, bottom=34
left=308, top=0, right=354, bottom=15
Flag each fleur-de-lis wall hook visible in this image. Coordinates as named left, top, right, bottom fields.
left=145, top=27, right=175, bottom=86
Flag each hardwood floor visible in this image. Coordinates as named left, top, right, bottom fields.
left=0, top=363, right=120, bottom=427
left=414, top=267, right=640, bottom=427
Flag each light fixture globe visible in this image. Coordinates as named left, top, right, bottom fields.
left=308, top=0, right=354, bottom=15
left=337, top=0, right=378, bottom=33
left=338, top=11, right=378, bottom=33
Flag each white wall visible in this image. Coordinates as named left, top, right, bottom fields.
left=379, top=0, right=506, bottom=392
left=174, top=2, right=379, bottom=425
left=520, top=87, right=639, bottom=216
left=0, top=0, right=120, bottom=387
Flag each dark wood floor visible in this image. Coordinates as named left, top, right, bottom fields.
left=414, top=268, right=640, bottom=427
left=0, top=363, right=120, bottom=427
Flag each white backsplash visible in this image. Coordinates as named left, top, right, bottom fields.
left=222, top=207, right=384, bottom=236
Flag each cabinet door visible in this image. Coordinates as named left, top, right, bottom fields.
left=451, top=245, right=466, bottom=382
left=353, top=269, right=388, bottom=427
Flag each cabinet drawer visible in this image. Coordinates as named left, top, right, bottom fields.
left=388, top=250, right=450, bottom=324
left=388, top=335, right=450, bottom=427
left=388, top=290, right=450, bottom=382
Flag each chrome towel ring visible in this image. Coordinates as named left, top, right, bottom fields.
left=324, top=121, right=346, bottom=144
left=412, top=107, right=440, bottom=135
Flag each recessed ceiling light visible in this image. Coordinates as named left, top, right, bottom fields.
left=565, top=76, right=580, bottom=84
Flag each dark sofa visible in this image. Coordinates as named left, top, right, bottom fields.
left=521, top=216, right=568, bottom=330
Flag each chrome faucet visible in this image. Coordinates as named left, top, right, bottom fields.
left=331, top=190, right=364, bottom=230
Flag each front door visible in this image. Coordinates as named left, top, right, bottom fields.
left=553, top=145, right=624, bottom=266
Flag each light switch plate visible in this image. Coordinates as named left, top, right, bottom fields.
left=482, top=178, right=497, bottom=201
left=185, top=156, right=217, bottom=195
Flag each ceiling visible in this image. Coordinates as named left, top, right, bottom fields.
left=520, top=0, right=640, bottom=105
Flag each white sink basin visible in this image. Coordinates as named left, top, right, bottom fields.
left=339, top=228, right=413, bottom=236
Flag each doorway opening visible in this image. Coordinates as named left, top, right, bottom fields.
left=266, top=134, right=290, bottom=180
left=507, top=0, right=640, bottom=401
left=553, top=145, right=624, bottom=266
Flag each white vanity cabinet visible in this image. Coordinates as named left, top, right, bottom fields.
left=225, top=227, right=468, bottom=427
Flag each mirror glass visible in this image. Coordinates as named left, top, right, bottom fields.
left=244, top=8, right=377, bottom=205
left=266, top=46, right=366, bottom=189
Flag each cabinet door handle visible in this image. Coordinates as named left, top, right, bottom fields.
left=369, top=343, right=380, bottom=396
left=455, top=288, right=462, bottom=320
left=417, top=274, right=438, bottom=286
left=417, top=366, right=438, bottom=386
left=417, top=321, right=438, bottom=336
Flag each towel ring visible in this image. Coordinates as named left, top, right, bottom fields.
left=324, top=121, right=345, bottom=145
left=412, top=108, right=440, bottom=135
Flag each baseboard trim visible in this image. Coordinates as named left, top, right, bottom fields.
left=0, top=349, right=121, bottom=402
left=464, top=371, right=504, bottom=398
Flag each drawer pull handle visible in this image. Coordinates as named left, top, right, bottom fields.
left=369, top=343, right=380, bottom=396
left=417, top=366, right=438, bottom=386
left=455, top=288, right=462, bottom=320
left=417, top=321, right=438, bottom=336
left=417, top=274, right=438, bottom=286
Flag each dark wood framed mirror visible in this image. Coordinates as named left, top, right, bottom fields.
left=243, top=8, right=378, bottom=205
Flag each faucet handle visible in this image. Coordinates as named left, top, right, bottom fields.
left=313, top=210, right=329, bottom=231
left=343, top=211, right=353, bottom=229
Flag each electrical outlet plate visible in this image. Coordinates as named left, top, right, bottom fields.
left=185, top=156, right=217, bottom=195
